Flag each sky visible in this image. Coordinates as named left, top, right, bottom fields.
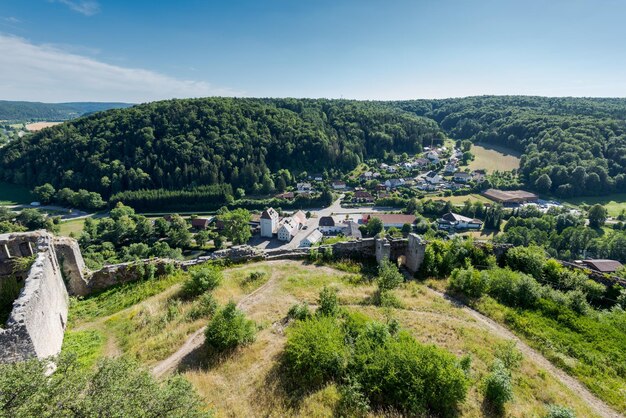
left=1, top=0, right=626, bottom=103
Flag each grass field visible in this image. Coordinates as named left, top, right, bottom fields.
left=58, top=218, right=87, bottom=236
left=64, top=260, right=601, bottom=417
left=0, top=182, right=32, bottom=205
left=563, top=193, right=626, bottom=217
left=468, top=143, right=521, bottom=173
left=429, top=193, right=492, bottom=205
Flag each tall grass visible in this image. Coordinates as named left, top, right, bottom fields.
left=0, top=277, right=24, bottom=326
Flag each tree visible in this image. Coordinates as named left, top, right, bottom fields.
left=195, top=230, right=210, bottom=247
left=588, top=204, right=607, bottom=228
left=366, top=217, right=384, bottom=236
left=317, top=286, right=340, bottom=317
left=0, top=355, right=210, bottom=417
left=534, top=173, right=552, bottom=193
left=168, top=214, right=192, bottom=248
left=221, top=208, right=252, bottom=245
left=401, top=222, right=412, bottom=236
left=460, top=139, right=472, bottom=152
left=204, top=301, right=256, bottom=351
left=33, top=183, right=55, bottom=204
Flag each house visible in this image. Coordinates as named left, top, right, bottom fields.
left=275, top=191, right=295, bottom=200
left=425, top=171, right=443, bottom=185
left=314, top=176, right=323, bottom=181
left=372, top=172, right=381, bottom=178
left=360, top=171, right=373, bottom=181
left=191, top=217, right=212, bottom=230
left=300, top=229, right=323, bottom=247
left=319, top=216, right=343, bottom=233
left=472, top=171, right=486, bottom=183
left=260, top=207, right=279, bottom=237
left=353, top=191, right=375, bottom=203
left=343, top=221, right=363, bottom=239
left=380, top=163, right=389, bottom=170
left=363, top=214, right=417, bottom=229
left=332, top=180, right=347, bottom=190
left=277, top=218, right=299, bottom=242
left=444, top=163, right=457, bottom=174
left=437, top=212, right=483, bottom=230
left=414, top=158, right=430, bottom=168
left=296, top=182, right=312, bottom=192
left=453, top=172, right=472, bottom=183
left=384, top=178, right=405, bottom=189
left=386, top=165, right=397, bottom=173
left=483, top=189, right=539, bottom=205
left=581, top=259, right=624, bottom=273
left=416, top=181, right=436, bottom=191
left=292, top=210, right=307, bottom=227
left=426, top=151, right=440, bottom=163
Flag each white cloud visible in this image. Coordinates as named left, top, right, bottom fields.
left=3, top=17, right=21, bottom=24
left=0, top=34, right=240, bottom=103
left=54, top=0, right=100, bottom=16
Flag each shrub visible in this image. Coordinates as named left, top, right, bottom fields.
left=544, top=404, right=576, bottom=418
left=284, top=316, right=350, bottom=387
left=245, top=271, right=266, bottom=283
left=494, top=341, right=523, bottom=370
left=505, top=245, right=546, bottom=280
left=448, top=267, right=489, bottom=298
left=377, top=260, right=403, bottom=292
left=204, top=302, right=255, bottom=352
left=336, top=378, right=370, bottom=417
left=287, top=302, right=312, bottom=321
left=353, top=331, right=468, bottom=416
left=317, top=286, right=340, bottom=317
left=0, top=277, right=23, bottom=326
left=186, top=292, right=218, bottom=321
left=483, top=359, right=513, bottom=412
left=182, top=266, right=223, bottom=297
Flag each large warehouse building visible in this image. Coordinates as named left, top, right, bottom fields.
left=482, top=189, right=539, bottom=205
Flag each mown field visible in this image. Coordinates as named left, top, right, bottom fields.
left=63, top=260, right=601, bottom=417
left=563, top=193, right=626, bottom=217
left=468, top=144, right=521, bottom=173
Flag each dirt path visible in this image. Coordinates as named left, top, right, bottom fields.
left=151, top=266, right=282, bottom=378
left=429, top=288, right=623, bottom=418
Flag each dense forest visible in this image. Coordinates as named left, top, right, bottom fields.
left=1, top=96, right=626, bottom=200
left=0, top=100, right=132, bottom=121
left=394, top=96, right=626, bottom=197
left=0, top=98, right=440, bottom=198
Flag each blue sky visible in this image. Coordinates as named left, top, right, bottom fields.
left=1, top=0, right=625, bottom=102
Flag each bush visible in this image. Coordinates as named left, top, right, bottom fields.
left=483, top=359, right=513, bottom=412
left=245, top=271, right=266, bottom=283
left=284, top=316, right=350, bottom=387
left=544, top=404, right=576, bottom=418
left=186, top=292, right=218, bottom=321
left=449, top=267, right=489, bottom=298
left=1, top=276, right=23, bottom=326
left=377, top=260, right=403, bottom=292
left=494, top=341, right=523, bottom=370
left=182, top=266, right=223, bottom=297
left=354, top=331, right=468, bottom=416
left=317, top=286, right=340, bottom=317
left=287, top=302, right=312, bottom=321
left=204, top=302, right=255, bottom=352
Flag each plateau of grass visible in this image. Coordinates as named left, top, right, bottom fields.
left=468, top=144, right=521, bottom=173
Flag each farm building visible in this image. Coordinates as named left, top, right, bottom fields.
left=483, top=189, right=538, bottom=205
left=581, top=259, right=624, bottom=273
left=191, top=217, right=213, bottom=230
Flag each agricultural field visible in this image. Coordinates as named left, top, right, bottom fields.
left=25, top=121, right=62, bottom=131
left=0, top=182, right=32, bottom=205
left=63, top=260, right=601, bottom=417
left=468, top=144, right=521, bottom=173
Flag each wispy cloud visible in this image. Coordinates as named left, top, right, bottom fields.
left=3, top=17, right=21, bottom=24
left=0, top=34, right=240, bottom=102
left=53, top=0, right=101, bottom=16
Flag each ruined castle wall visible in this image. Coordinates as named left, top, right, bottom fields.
left=53, top=236, right=90, bottom=296
left=0, top=232, right=68, bottom=363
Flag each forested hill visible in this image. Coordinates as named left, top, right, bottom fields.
left=0, top=100, right=133, bottom=121
left=0, top=98, right=441, bottom=197
left=2, top=96, right=626, bottom=199
left=392, top=96, right=626, bottom=197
